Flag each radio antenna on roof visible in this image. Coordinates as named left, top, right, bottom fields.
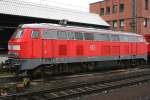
left=59, top=19, right=68, bottom=26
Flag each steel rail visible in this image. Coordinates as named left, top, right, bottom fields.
left=1, top=67, right=150, bottom=100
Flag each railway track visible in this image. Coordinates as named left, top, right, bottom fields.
left=0, top=66, right=141, bottom=85
left=0, top=67, right=150, bottom=100
left=0, top=64, right=148, bottom=85
left=0, top=76, right=21, bottom=84
left=0, top=67, right=135, bottom=95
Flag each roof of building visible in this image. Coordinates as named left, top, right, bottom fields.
left=0, top=0, right=109, bottom=27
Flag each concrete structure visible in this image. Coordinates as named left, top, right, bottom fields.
left=0, top=0, right=109, bottom=28
left=90, top=0, right=150, bottom=34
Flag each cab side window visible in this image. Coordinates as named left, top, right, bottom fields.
left=138, top=36, right=145, bottom=42
left=31, top=30, right=40, bottom=39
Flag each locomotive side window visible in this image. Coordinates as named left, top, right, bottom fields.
left=84, top=33, right=94, bottom=40
left=42, top=30, right=57, bottom=39
left=75, top=32, right=84, bottom=40
left=111, top=35, right=120, bottom=41
left=95, top=34, right=110, bottom=41
left=12, top=29, right=24, bottom=39
left=128, top=36, right=138, bottom=42
left=138, top=36, right=145, bottom=42
left=31, top=30, right=40, bottom=38
left=68, top=32, right=75, bottom=40
left=120, top=35, right=129, bottom=42
left=57, top=31, right=68, bottom=39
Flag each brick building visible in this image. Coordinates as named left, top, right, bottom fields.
left=90, top=0, right=150, bottom=34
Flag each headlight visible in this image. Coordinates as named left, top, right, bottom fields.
left=12, top=45, right=20, bottom=50
left=8, top=45, right=20, bottom=50
left=8, top=45, right=12, bottom=50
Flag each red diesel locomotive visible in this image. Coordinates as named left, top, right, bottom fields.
left=8, top=23, right=148, bottom=74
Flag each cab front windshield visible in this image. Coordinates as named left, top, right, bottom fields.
left=12, top=28, right=24, bottom=39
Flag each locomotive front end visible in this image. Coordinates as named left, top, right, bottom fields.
left=8, top=27, right=26, bottom=71
left=7, top=24, right=44, bottom=74
left=8, top=29, right=22, bottom=58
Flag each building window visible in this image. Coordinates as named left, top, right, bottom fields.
left=100, top=8, right=104, bottom=15
left=144, top=18, right=148, bottom=27
left=113, top=20, right=117, bottom=30
left=106, top=7, right=110, bottom=14
left=120, top=4, right=124, bottom=12
left=113, top=5, right=117, bottom=13
left=145, top=0, right=149, bottom=10
left=120, top=20, right=124, bottom=31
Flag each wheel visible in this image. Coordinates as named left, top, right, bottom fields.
left=87, top=63, right=95, bottom=71
left=31, top=66, right=46, bottom=78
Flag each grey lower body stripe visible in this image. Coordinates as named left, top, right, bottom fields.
left=9, top=54, right=147, bottom=70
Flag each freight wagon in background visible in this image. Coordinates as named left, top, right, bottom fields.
left=144, top=34, right=150, bottom=63
left=7, top=23, right=148, bottom=75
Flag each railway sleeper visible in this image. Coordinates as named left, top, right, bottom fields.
left=1, top=70, right=150, bottom=100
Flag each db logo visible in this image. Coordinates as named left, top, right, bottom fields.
left=90, top=45, right=96, bottom=51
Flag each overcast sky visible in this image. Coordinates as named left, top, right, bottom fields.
left=20, top=0, right=102, bottom=12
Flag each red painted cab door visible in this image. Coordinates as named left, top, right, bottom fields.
left=131, top=43, right=137, bottom=55
left=31, top=30, right=42, bottom=58
left=42, top=30, right=58, bottom=58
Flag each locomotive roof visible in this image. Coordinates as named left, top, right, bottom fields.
left=22, top=23, right=142, bottom=37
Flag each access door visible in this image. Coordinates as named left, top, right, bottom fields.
left=131, top=43, right=137, bottom=55
left=42, top=30, right=58, bottom=58
left=31, top=30, right=43, bottom=58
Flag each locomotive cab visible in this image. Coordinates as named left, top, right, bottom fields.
left=8, top=28, right=24, bottom=58
left=8, top=25, right=43, bottom=71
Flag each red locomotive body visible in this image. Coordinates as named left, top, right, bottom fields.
left=8, top=23, right=148, bottom=73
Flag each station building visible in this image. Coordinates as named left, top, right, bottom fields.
left=90, top=0, right=150, bottom=34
